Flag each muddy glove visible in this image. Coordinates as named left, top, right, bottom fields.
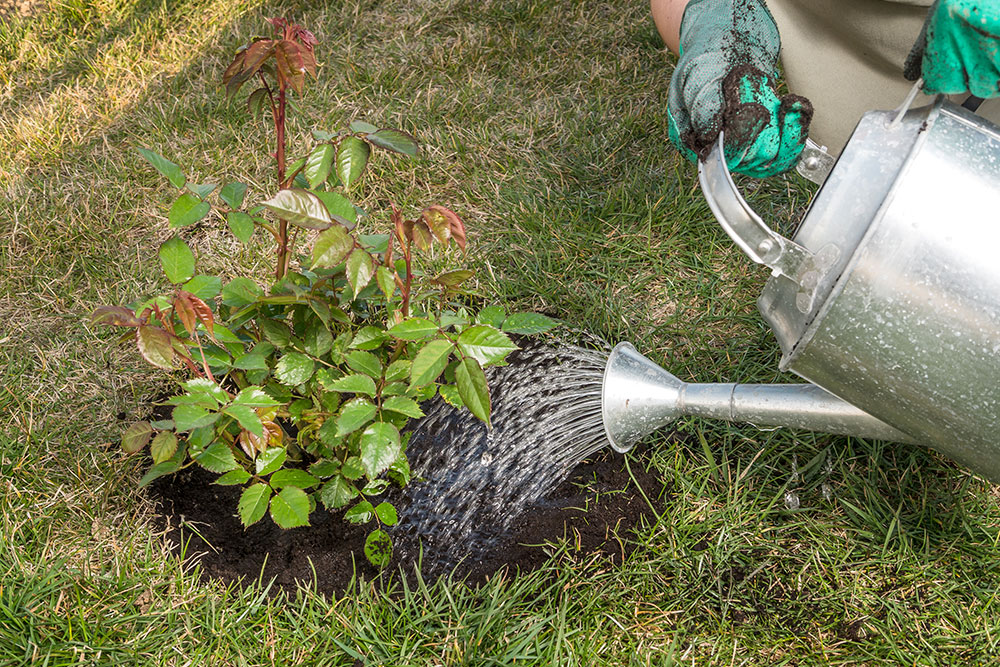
left=667, top=0, right=813, bottom=178
left=904, top=0, right=1000, bottom=97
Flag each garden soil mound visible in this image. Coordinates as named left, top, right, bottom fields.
left=150, top=452, right=665, bottom=596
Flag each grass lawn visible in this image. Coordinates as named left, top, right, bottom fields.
left=3, top=0, right=1000, bottom=664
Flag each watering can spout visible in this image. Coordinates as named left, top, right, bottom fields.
left=601, top=342, right=916, bottom=453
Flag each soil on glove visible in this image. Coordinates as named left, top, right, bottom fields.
left=148, top=449, right=668, bottom=596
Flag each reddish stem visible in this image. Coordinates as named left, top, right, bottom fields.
left=274, top=85, right=289, bottom=280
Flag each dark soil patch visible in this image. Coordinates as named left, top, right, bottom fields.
left=149, top=450, right=667, bottom=596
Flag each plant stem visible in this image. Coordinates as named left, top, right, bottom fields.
left=275, top=84, right=289, bottom=280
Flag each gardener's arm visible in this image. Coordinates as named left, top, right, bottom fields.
left=650, top=0, right=689, bottom=54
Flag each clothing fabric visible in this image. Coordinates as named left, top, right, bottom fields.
left=767, top=0, right=1000, bottom=152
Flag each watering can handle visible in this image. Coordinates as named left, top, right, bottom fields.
left=696, top=133, right=814, bottom=281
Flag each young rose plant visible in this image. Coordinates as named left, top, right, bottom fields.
left=93, top=18, right=556, bottom=568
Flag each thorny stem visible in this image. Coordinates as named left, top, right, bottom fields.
left=274, top=83, right=290, bottom=280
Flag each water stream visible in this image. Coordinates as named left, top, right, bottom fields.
left=392, top=341, right=612, bottom=572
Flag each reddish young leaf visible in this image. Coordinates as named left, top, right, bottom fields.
left=136, top=325, right=175, bottom=370
left=298, top=43, right=317, bottom=78
left=222, top=51, right=247, bottom=87
left=422, top=207, right=451, bottom=244
left=91, top=305, right=141, bottom=327
left=225, top=39, right=276, bottom=98
left=411, top=220, right=433, bottom=252
left=274, top=40, right=306, bottom=94
left=173, top=293, right=197, bottom=335
left=424, top=205, right=465, bottom=250
left=268, top=17, right=289, bottom=31
left=176, top=291, right=215, bottom=338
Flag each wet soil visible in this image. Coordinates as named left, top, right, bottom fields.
left=149, top=449, right=667, bottom=596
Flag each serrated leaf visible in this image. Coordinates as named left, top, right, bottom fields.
left=346, top=249, right=374, bottom=296
left=255, top=447, right=287, bottom=476
left=223, top=404, right=264, bottom=437
left=433, top=269, right=474, bottom=287
left=232, top=352, right=268, bottom=370
left=303, top=320, right=334, bottom=357
left=439, top=384, right=464, bottom=408
left=376, top=266, right=396, bottom=301
left=477, top=305, right=507, bottom=327
left=137, top=326, right=175, bottom=370
left=336, top=398, right=377, bottom=436
left=310, top=460, right=340, bottom=478
left=312, top=190, right=357, bottom=228
left=384, top=360, right=410, bottom=382
left=150, top=431, right=178, bottom=464
left=374, top=501, right=398, bottom=526
left=168, top=192, right=211, bottom=228
left=227, top=211, right=254, bottom=244
left=337, top=136, right=369, bottom=189
left=221, top=277, right=263, bottom=307
left=311, top=225, right=353, bottom=269
left=349, top=326, right=386, bottom=350
left=274, top=39, right=306, bottom=95
left=381, top=396, right=424, bottom=418
left=457, top=325, right=518, bottom=365
left=215, top=469, right=252, bottom=486
left=387, top=318, right=439, bottom=341
left=344, top=500, right=374, bottom=524
left=231, top=386, right=284, bottom=407
left=346, top=351, right=381, bottom=379
left=261, top=188, right=332, bottom=230
left=182, top=275, right=223, bottom=300
left=139, top=460, right=180, bottom=488
left=172, top=404, right=218, bottom=432
left=342, top=456, right=365, bottom=480
left=304, top=143, right=335, bottom=189
left=270, top=486, right=311, bottom=528
left=320, top=476, right=358, bottom=509
left=349, top=120, right=378, bottom=133
left=136, top=147, right=186, bottom=188
left=239, top=484, right=272, bottom=526
left=367, top=129, right=419, bottom=156
left=122, top=421, right=153, bottom=453
left=360, top=422, right=401, bottom=479
left=362, top=478, right=390, bottom=496
left=275, top=352, right=315, bottom=386
left=185, top=183, right=216, bottom=199
left=257, top=318, right=291, bottom=347
left=456, top=357, right=491, bottom=424
left=364, top=529, right=392, bottom=568
left=270, top=469, right=320, bottom=489
left=158, top=236, right=196, bottom=284
left=219, top=181, right=248, bottom=209
left=196, top=442, right=238, bottom=473
left=409, top=339, right=454, bottom=387
left=326, top=374, right=376, bottom=396
left=502, top=312, right=559, bottom=335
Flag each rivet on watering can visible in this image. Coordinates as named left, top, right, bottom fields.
left=757, top=239, right=775, bottom=255
left=803, top=156, right=821, bottom=171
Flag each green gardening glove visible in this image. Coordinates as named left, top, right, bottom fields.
left=904, top=0, right=1000, bottom=97
left=667, top=0, right=813, bottom=178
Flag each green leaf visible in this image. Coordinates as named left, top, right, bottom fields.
left=185, top=183, right=216, bottom=199
left=502, top=312, right=559, bottom=335
left=303, top=320, right=333, bottom=357
left=136, top=325, right=175, bottom=370
left=311, top=226, right=354, bottom=269
left=275, top=352, right=315, bottom=386
left=312, top=190, right=357, bottom=227
left=337, top=136, right=370, bottom=189
left=439, top=384, right=464, bottom=408
left=138, top=460, right=180, bottom=488
left=320, top=476, right=358, bottom=509
left=137, top=147, right=186, bottom=188
left=346, top=351, right=381, bottom=379
left=158, top=236, right=196, bottom=284
left=409, top=339, right=454, bottom=387
left=270, top=469, right=320, bottom=490
left=122, top=422, right=153, bottom=453
left=150, top=431, right=178, bottom=464
left=387, top=318, right=439, bottom=341
left=326, top=374, right=376, bottom=396
left=219, top=181, right=248, bottom=209
left=247, top=87, right=268, bottom=116
left=310, top=460, right=340, bottom=478
left=434, top=269, right=474, bottom=287
left=362, top=478, right=390, bottom=496
left=172, top=404, right=217, bottom=432
left=182, top=275, right=223, bottom=300
left=367, top=129, right=419, bottom=156
left=215, top=469, right=252, bottom=486
left=257, top=319, right=292, bottom=347
left=477, top=305, right=507, bottom=328
left=232, top=352, right=268, bottom=370
left=196, top=442, right=238, bottom=473
left=223, top=404, right=263, bottom=437
left=360, top=422, right=401, bottom=478
left=182, top=378, right=229, bottom=404
left=227, top=211, right=254, bottom=244
left=304, top=143, right=335, bottom=189
left=255, top=447, right=287, bottom=476
left=349, top=120, right=379, bottom=133
left=456, top=357, right=491, bottom=424
left=346, top=249, right=374, bottom=296
left=376, top=266, right=396, bottom=301
left=168, top=192, right=211, bottom=228
left=231, top=386, right=284, bottom=407
left=349, top=327, right=386, bottom=351
left=457, top=325, right=518, bottom=365
left=238, top=484, right=272, bottom=526
left=384, top=360, right=410, bottom=383
left=374, top=501, right=398, bottom=526
left=221, top=277, right=263, bottom=307
left=342, top=457, right=365, bottom=480
left=336, top=398, right=377, bottom=436
left=344, top=500, right=374, bottom=524
left=364, top=529, right=392, bottom=568
left=381, top=396, right=424, bottom=418
left=261, top=188, right=332, bottom=230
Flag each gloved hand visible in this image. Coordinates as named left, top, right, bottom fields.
left=667, top=0, right=813, bottom=178
left=904, top=0, right=1000, bottom=97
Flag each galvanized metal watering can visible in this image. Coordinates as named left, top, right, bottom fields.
left=602, top=93, right=1000, bottom=482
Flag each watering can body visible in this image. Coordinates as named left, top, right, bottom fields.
left=699, top=96, right=1000, bottom=481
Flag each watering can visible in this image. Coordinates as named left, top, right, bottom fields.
left=602, top=90, right=1000, bottom=482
